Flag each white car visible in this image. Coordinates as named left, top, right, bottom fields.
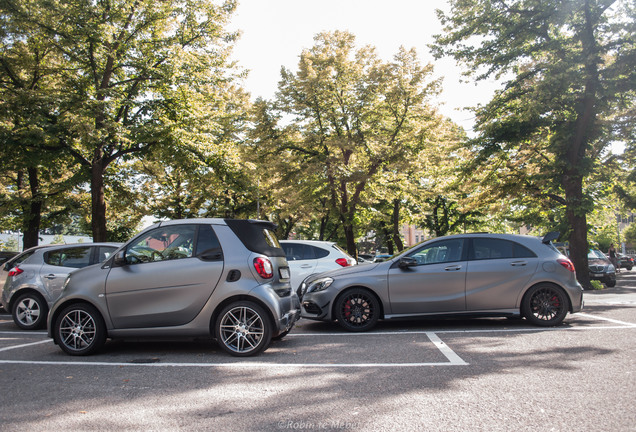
left=280, top=240, right=356, bottom=291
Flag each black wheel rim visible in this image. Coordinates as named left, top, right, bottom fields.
left=59, top=309, right=97, bottom=352
left=340, top=293, right=375, bottom=328
left=530, top=287, right=564, bottom=322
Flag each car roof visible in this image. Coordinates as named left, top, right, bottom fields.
left=279, top=240, right=336, bottom=246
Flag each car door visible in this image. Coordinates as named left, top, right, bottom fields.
left=105, top=224, right=224, bottom=329
left=387, top=239, right=467, bottom=314
left=41, top=246, right=93, bottom=302
left=282, top=242, right=318, bottom=290
left=465, top=238, right=539, bottom=310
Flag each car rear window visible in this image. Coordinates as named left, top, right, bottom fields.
left=224, top=219, right=285, bottom=257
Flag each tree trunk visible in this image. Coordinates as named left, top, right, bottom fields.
left=564, top=173, right=590, bottom=288
left=392, top=199, right=404, bottom=252
left=22, top=167, right=42, bottom=249
left=342, top=221, right=357, bottom=258
left=91, top=159, right=108, bottom=242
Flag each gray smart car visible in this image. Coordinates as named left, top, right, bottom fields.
left=47, top=219, right=300, bottom=357
left=1, top=243, right=120, bottom=329
left=298, top=232, right=583, bottom=331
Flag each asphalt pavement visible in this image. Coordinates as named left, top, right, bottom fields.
left=1, top=273, right=635, bottom=431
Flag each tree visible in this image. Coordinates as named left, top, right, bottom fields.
left=1, top=0, right=240, bottom=241
left=432, top=0, right=636, bottom=287
left=0, top=7, right=86, bottom=248
left=261, top=31, right=448, bottom=256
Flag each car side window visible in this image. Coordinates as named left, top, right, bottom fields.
left=195, top=225, right=222, bottom=256
left=45, top=247, right=92, bottom=268
left=469, top=239, right=537, bottom=260
left=282, top=243, right=304, bottom=261
left=126, top=225, right=196, bottom=264
left=312, top=246, right=329, bottom=259
left=407, top=239, right=464, bottom=265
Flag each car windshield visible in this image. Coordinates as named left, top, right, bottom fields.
left=588, top=249, right=606, bottom=259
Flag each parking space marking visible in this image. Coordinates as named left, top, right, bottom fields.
left=0, top=339, right=52, bottom=353
left=0, top=314, right=634, bottom=368
left=576, top=313, right=636, bottom=327
left=0, top=332, right=467, bottom=368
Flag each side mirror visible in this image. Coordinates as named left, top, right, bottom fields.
left=398, top=257, right=418, bottom=269
left=112, top=250, right=127, bottom=267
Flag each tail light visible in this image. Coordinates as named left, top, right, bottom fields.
left=253, top=257, right=273, bottom=279
left=8, top=267, right=23, bottom=277
left=336, top=258, right=353, bottom=267
left=557, top=258, right=575, bottom=273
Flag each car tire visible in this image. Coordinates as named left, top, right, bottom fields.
left=12, top=293, right=48, bottom=330
left=53, top=303, right=106, bottom=356
left=605, top=280, right=616, bottom=287
left=334, top=288, right=380, bottom=332
left=521, top=284, right=569, bottom=327
left=215, top=301, right=272, bottom=356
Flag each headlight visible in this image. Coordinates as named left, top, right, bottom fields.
left=306, top=277, right=334, bottom=294
left=608, top=264, right=616, bottom=272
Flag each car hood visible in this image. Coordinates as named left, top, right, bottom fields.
left=304, top=261, right=384, bottom=283
left=588, top=257, right=610, bottom=266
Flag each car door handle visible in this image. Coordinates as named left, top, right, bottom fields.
left=511, top=261, right=527, bottom=267
left=300, top=264, right=313, bottom=268
left=43, top=274, right=57, bottom=279
left=444, top=265, right=462, bottom=271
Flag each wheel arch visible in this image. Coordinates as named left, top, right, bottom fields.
left=49, top=299, right=107, bottom=337
left=209, top=294, right=276, bottom=336
left=9, top=288, right=49, bottom=314
left=520, top=281, right=573, bottom=313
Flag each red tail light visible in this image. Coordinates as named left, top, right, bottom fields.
left=336, top=258, right=352, bottom=267
left=253, top=257, right=273, bottom=279
left=8, top=267, right=23, bottom=277
left=557, top=258, right=575, bottom=273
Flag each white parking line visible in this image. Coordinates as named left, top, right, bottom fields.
left=0, top=339, right=52, bottom=352
left=0, top=332, right=467, bottom=368
left=576, top=313, right=636, bottom=327
left=0, top=314, right=633, bottom=369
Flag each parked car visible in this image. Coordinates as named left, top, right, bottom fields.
left=47, top=219, right=300, bottom=357
left=298, top=232, right=583, bottom=331
left=1, top=243, right=120, bottom=329
left=617, top=253, right=633, bottom=271
left=373, top=254, right=393, bottom=262
left=279, top=240, right=356, bottom=291
left=587, top=249, right=616, bottom=287
left=555, top=245, right=617, bottom=287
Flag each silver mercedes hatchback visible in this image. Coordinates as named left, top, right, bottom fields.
left=298, top=232, right=583, bottom=331
left=47, top=219, right=300, bottom=357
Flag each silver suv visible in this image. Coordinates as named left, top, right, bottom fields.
left=1, top=243, right=120, bottom=330
left=47, top=219, right=300, bottom=357
left=299, top=232, right=583, bottom=331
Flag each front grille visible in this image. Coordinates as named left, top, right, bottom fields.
left=589, top=265, right=606, bottom=273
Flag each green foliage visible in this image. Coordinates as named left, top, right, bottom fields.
left=0, top=0, right=241, bottom=241
left=253, top=31, right=461, bottom=254
left=432, top=0, right=636, bottom=286
left=623, top=223, right=636, bottom=247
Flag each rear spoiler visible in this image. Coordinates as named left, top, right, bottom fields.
left=542, top=232, right=560, bottom=244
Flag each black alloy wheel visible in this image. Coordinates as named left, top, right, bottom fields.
left=521, top=284, right=569, bottom=327
left=335, top=288, right=380, bottom=332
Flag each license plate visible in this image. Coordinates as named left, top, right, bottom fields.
left=592, top=273, right=603, bottom=278
left=279, top=267, right=290, bottom=279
